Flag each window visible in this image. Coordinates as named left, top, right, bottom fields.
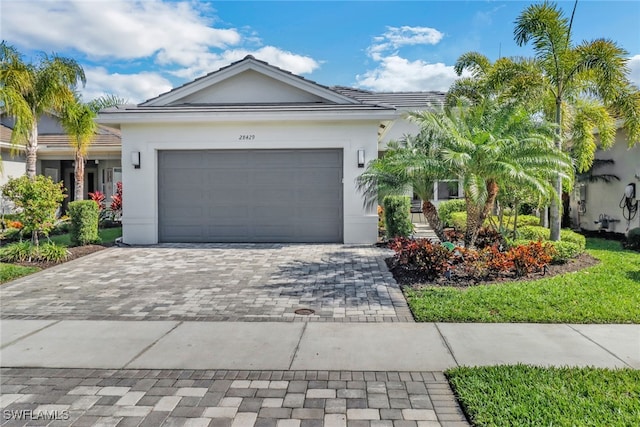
left=436, top=180, right=459, bottom=200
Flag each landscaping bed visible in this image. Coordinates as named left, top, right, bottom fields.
left=402, top=238, right=640, bottom=323
left=388, top=250, right=600, bottom=287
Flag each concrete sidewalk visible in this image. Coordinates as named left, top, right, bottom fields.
left=1, top=320, right=637, bottom=370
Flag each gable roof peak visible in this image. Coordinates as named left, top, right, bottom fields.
left=141, top=55, right=361, bottom=107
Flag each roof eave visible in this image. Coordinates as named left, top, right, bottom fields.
left=97, top=109, right=399, bottom=125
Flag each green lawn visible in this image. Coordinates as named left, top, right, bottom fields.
left=446, top=365, right=640, bottom=427
left=405, top=238, right=640, bottom=323
left=48, top=227, right=122, bottom=246
left=0, top=263, right=39, bottom=284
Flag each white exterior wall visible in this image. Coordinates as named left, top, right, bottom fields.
left=121, top=120, right=380, bottom=245
left=0, top=152, right=26, bottom=185
left=570, top=129, right=640, bottom=233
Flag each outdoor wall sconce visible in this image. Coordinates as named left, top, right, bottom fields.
left=131, top=151, right=141, bottom=169
left=357, top=149, right=365, bottom=168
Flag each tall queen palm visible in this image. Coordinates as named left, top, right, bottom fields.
left=0, top=41, right=85, bottom=178
left=514, top=1, right=640, bottom=240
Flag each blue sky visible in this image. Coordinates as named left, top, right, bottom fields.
left=2, top=1, right=639, bottom=103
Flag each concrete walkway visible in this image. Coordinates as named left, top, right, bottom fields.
left=2, top=320, right=637, bottom=370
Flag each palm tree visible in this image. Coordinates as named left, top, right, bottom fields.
left=0, top=43, right=33, bottom=147
left=60, top=96, right=97, bottom=201
left=0, top=41, right=85, bottom=178
left=417, top=100, right=572, bottom=247
left=514, top=0, right=640, bottom=240
left=356, top=127, right=450, bottom=242
left=60, top=94, right=127, bottom=200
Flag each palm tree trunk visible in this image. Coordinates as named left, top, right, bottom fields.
left=25, top=120, right=38, bottom=179
left=550, top=97, right=563, bottom=241
left=421, top=200, right=446, bottom=242
left=466, top=180, right=499, bottom=248
left=464, top=196, right=480, bottom=247
left=74, top=152, right=85, bottom=201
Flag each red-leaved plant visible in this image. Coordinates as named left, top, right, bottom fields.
left=110, top=182, right=122, bottom=219
left=88, top=190, right=106, bottom=210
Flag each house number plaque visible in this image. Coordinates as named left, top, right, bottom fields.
left=238, top=135, right=255, bottom=140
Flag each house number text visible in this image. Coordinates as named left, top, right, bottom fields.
left=238, top=134, right=255, bottom=140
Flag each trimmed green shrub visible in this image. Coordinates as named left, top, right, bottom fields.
left=382, top=196, right=413, bottom=238
left=450, top=211, right=468, bottom=231
left=560, top=229, right=586, bottom=250
left=512, top=215, right=541, bottom=227
left=625, top=227, right=640, bottom=251
left=548, top=241, right=582, bottom=264
left=438, top=199, right=466, bottom=227
left=68, top=200, right=101, bottom=246
left=517, top=225, right=549, bottom=241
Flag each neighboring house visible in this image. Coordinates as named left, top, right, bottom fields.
left=98, top=55, right=446, bottom=244
left=0, top=113, right=122, bottom=210
left=331, top=87, right=461, bottom=205
left=569, top=126, right=640, bottom=234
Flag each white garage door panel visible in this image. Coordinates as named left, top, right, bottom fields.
left=158, top=149, right=343, bottom=243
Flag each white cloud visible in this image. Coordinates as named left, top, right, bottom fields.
left=82, top=67, right=173, bottom=104
left=169, top=46, right=320, bottom=80
left=3, top=0, right=322, bottom=95
left=629, top=54, right=640, bottom=88
left=3, top=0, right=241, bottom=61
left=358, top=25, right=461, bottom=92
left=356, top=55, right=461, bottom=92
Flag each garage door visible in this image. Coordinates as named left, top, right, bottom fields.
left=158, top=149, right=343, bottom=242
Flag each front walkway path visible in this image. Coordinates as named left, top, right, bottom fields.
left=0, top=368, right=467, bottom=427
left=0, top=244, right=412, bottom=322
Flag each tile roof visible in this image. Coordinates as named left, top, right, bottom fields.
left=331, top=86, right=445, bottom=109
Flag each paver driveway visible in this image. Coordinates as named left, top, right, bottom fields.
left=0, top=244, right=413, bottom=322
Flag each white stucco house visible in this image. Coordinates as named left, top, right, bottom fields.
left=98, top=56, right=446, bottom=244
left=569, top=126, right=640, bottom=234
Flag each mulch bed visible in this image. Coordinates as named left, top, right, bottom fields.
left=16, top=244, right=109, bottom=270
left=387, top=252, right=601, bottom=288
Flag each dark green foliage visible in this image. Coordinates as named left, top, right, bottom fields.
left=517, top=225, right=549, bottom=241
left=625, top=227, right=640, bottom=251
left=0, top=241, right=33, bottom=262
left=560, top=229, right=586, bottom=250
left=0, top=241, right=69, bottom=263
left=549, top=241, right=583, bottom=263
left=68, top=200, right=101, bottom=246
left=37, top=242, right=71, bottom=262
left=1, top=176, right=65, bottom=244
left=437, top=199, right=466, bottom=227
left=382, top=196, right=413, bottom=238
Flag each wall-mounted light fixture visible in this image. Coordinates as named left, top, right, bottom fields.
left=357, top=149, right=365, bottom=168
left=94, top=159, right=99, bottom=165
left=131, top=151, right=141, bottom=169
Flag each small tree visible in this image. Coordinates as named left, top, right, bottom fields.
left=1, top=176, right=65, bottom=245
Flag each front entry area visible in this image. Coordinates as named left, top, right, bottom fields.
left=157, top=149, right=343, bottom=243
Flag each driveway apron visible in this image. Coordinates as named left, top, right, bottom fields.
left=0, top=244, right=413, bottom=322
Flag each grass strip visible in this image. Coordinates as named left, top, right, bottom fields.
left=0, top=263, right=39, bottom=284
left=446, top=365, right=640, bottom=427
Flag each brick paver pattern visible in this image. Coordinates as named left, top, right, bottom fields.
left=0, top=369, right=469, bottom=427
left=0, top=244, right=413, bottom=322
